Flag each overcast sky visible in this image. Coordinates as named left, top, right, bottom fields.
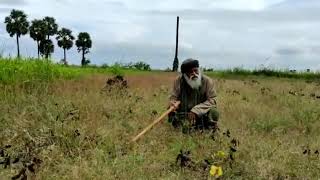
left=1, top=0, right=320, bottom=70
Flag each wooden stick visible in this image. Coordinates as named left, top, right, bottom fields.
left=131, top=101, right=180, bottom=143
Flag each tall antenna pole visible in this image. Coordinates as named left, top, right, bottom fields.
left=175, top=16, right=179, bottom=61
left=172, top=16, right=179, bottom=72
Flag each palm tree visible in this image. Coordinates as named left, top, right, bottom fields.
left=41, top=16, right=58, bottom=58
left=56, top=28, right=74, bottom=65
left=4, top=9, right=29, bottom=58
left=76, top=32, right=92, bottom=66
left=43, top=16, right=58, bottom=40
left=29, top=19, right=46, bottom=59
left=39, top=39, right=54, bottom=59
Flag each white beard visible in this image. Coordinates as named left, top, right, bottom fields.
left=183, top=71, right=202, bottom=89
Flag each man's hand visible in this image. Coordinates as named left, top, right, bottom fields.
left=187, top=112, right=197, bottom=125
left=168, top=100, right=180, bottom=111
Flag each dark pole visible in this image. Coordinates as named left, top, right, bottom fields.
left=172, top=16, right=179, bottom=72
left=175, top=16, right=179, bottom=60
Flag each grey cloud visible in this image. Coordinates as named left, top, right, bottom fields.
left=309, top=46, right=320, bottom=54
left=276, top=47, right=303, bottom=56
left=0, top=0, right=26, bottom=5
left=0, top=7, right=12, bottom=13
left=143, top=6, right=320, bottom=25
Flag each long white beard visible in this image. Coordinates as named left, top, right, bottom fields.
left=183, top=71, right=202, bottom=89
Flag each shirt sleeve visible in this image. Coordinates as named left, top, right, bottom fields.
left=169, top=76, right=180, bottom=101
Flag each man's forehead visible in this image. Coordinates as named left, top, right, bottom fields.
left=180, top=58, right=199, bottom=73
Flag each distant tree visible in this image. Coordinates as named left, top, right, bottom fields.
left=76, top=32, right=92, bottom=66
left=41, top=16, right=58, bottom=58
left=4, top=9, right=29, bottom=58
left=56, top=28, right=74, bottom=65
left=133, top=61, right=151, bottom=71
left=29, top=19, right=46, bottom=59
left=39, top=39, right=54, bottom=59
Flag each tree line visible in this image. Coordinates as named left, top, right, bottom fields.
left=4, top=9, right=92, bottom=66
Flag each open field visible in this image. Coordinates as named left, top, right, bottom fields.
left=1, top=60, right=320, bottom=179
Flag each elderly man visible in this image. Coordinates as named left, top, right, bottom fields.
left=168, top=58, right=219, bottom=132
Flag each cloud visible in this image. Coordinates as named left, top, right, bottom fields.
left=276, top=47, right=303, bottom=56
left=1, top=0, right=320, bottom=70
left=0, top=7, right=12, bottom=13
left=0, top=0, right=26, bottom=5
left=106, top=0, right=287, bottom=11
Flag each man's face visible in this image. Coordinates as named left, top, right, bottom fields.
left=186, top=67, right=199, bottom=80
left=183, top=67, right=202, bottom=89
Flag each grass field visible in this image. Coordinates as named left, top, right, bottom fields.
left=1, top=59, right=320, bottom=179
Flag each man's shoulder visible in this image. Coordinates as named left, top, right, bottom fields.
left=202, top=74, right=213, bottom=82
left=201, top=74, right=216, bottom=88
left=174, top=74, right=183, bottom=82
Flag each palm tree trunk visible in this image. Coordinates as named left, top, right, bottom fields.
left=46, top=36, right=50, bottom=59
left=37, top=41, right=40, bottom=59
left=45, top=44, right=49, bottom=59
left=64, top=48, right=67, bottom=65
left=16, top=34, right=20, bottom=58
left=81, top=48, right=85, bottom=66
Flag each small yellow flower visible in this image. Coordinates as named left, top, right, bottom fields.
left=215, top=151, right=226, bottom=158
left=210, top=165, right=223, bottom=177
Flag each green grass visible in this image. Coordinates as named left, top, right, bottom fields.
left=0, top=61, right=320, bottom=179
left=207, top=67, right=320, bottom=80
left=1, top=74, right=319, bottom=179
left=1, top=58, right=320, bottom=179
left=1, top=58, right=320, bottom=85
left=0, top=58, right=152, bottom=84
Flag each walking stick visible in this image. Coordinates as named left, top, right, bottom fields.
left=131, top=101, right=180, bottom=143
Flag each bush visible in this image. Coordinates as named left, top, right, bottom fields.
left=100, top=63, right=109, bottom=68
left=110, top=64, right=124, bottom=77
left=133, top=61, right=151, bottom=71
left=111, top=61, right=151, bottom=71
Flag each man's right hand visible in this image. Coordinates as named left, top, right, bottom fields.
left=168, top=100, right=180, bottom=111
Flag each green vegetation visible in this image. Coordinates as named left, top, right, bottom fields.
left=0, top=58, right=155, bottom=84
left=1, top=58, right=320, bottom=85
left=206, top=67, right=320, bottom=80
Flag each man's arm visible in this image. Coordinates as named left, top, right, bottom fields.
left=191, top=78, right=217, bottom=116
left=168, top=76, right=181, bottom=110
left=169, top=76, right=180, bottom=101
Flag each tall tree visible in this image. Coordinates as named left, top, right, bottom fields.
left=29, top=19, right=46, bottom=59
left=43, top=16, right=58, bottom=40
left=56, top=28, right=74, bottom=65
left=4, top=9, right=29, bottom=58
left=76, top=32, right=92, bottom=66
left=41, top=16, right=58, bottom=58
left=39, top=39, right=54, bottom=59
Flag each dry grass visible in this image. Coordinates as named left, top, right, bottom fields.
left=0, top=73, right=320, bottom=179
